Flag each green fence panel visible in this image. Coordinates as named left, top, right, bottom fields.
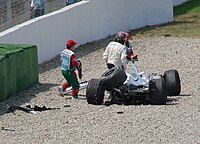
left=1, top=44, right=38, bottom=88
left=0, top=53, right=7, bottom=101
left=0, top=44, right=38, bottom=101
left=0, top=49, right=18, bottom=100
left=26, top=46, right=39, bottom=85
left=5, top=55, right=17, bottom=97
left=0, top=48, right=20, bottom=94
left=0, top=57, right=8, bottom=101
left=22, top=45, right=39, bottom=86
left=15, top=51, right=29, bottom=91
left=0, top=53, right=7, bottom=61
left=1, top=44, right=28, bottom=91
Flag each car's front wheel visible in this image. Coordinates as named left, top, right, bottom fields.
left=86, top=79, right=105, bottom=105
left=100, top=66, right=127, bottom=91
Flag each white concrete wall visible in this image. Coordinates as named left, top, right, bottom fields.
left=173, top=0, right=188, bottom=6
left=0, top=0, right=173, bottom=64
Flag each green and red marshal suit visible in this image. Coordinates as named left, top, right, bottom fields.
left=60, top=48, right=80, bottom=97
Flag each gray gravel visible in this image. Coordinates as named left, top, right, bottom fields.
left=0, top=36, right=200, bottom=144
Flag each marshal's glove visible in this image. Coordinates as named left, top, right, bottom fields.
left=77, top=60, right=82, bottom=79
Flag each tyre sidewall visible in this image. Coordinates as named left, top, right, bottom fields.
left=164, top=70, right=181, bottom=96
left=150, top=78, right=167, bottom=105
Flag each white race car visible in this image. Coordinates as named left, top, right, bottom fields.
left=86, top=56, right=181, bottom=105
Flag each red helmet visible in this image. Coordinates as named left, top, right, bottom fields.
left=66, top=39, right=77, bottom=47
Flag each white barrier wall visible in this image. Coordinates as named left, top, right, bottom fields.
left=173, top=0, right=188, bottom=6
left=0, top=0, right=173, bottom=64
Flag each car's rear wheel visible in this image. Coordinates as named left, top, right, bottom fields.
left=150, top=78, right=167, bottom=105
left=163, top=70, right=181, bottom=96
left=86, top=79, right=105, bottom=105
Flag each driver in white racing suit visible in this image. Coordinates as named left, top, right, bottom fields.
left=103, top=33, right=128, bottom=70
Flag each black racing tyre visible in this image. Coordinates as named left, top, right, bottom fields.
left=100, top=66, right=127, bottom=91
left=150, top=78, right=167, bottom=105
left=163, top=70, right=181, bottom=96
left=86, top=79, right=105, bottom=105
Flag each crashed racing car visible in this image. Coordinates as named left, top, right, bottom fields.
left=86, top=56, right=181, bottom=105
